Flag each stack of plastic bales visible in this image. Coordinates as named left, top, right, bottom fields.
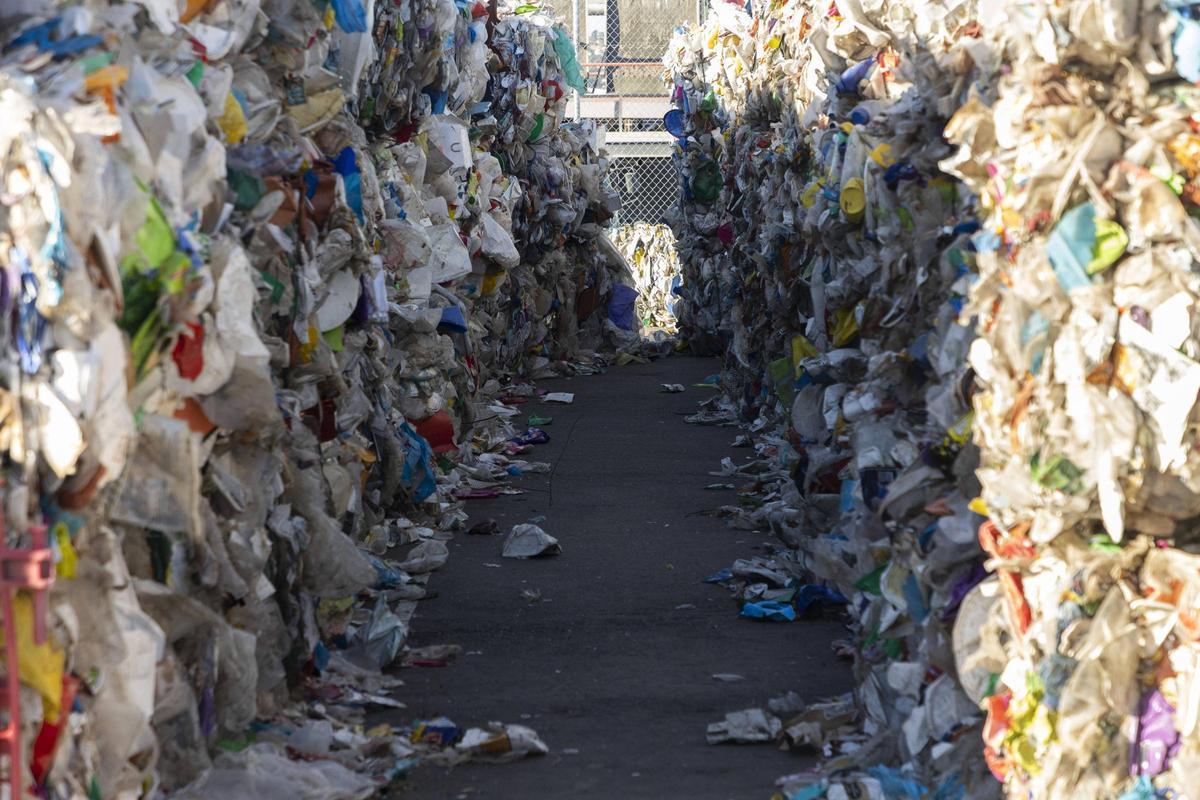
left=665, top=0, right=995, bottom=797
left=669, top=0, right=1200, bottom=798
left=611, top=223, right=681, bottom=334
left=444, top=9, right=632, bottom=377
left=0, top=0, right=622, bottom=794
left=942, top=3, right=1200, bottom=797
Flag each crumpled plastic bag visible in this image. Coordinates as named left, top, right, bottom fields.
left=706, top=708, right=782, bottom=744
left=177, top=743, right=378, bottom=800
left=457, top=722, right=550, bottom=761
left=502, top=524, right=561, bottom=558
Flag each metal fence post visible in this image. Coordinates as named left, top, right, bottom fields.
left=572, top=0, right=580, bottom=120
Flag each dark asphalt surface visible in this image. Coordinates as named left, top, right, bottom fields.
left=389, top=356, right=852, bottom=799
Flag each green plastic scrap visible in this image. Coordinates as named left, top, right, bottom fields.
left=216, top=735, right=254, bottom=752
left=121, top=194, right=176, bottom=276
left=127, top=307, right=164, bottom=377
left=553, top=27, right=586, bottom=93
left=854, top=562, right=887, bottom=595
left=1088, top=218, right=1129, bottom=275
left=769, top=355, right=794, bottom=402
left=185, top=60, right=204, bottom=87
left=1088, top=533, right=1122, bottom=552
left=79, top=52, right=115, bottom=74
left=1030, top=451, right=1085, bottom=494
left=258, top=270, right=285, bottom=305
left=526, top=113, right=545, bottom=142
left=691, top=160, right=722, bottom=204
left=323, top=326, right=344, bottom=352
left=227, top=169, right=266, bottom=211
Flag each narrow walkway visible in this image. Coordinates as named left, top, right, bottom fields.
left=393, top=357, right=851, bottom=799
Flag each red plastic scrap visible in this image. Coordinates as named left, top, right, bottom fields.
left=0, top=522, right=55, bottom=797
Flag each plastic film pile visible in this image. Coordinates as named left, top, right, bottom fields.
left=610, top=223, right=681, bottom=334
left=667, top=0, right=1200, bottom=798
left=0, top=0, right=627, bottom=794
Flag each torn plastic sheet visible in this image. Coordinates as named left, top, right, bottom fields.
left=707, top=708, right=783, bottom=744
left=177, top=743, right=378, bottom=800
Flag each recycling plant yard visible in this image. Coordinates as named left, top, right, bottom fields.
left=2, top=0, right=1200, bottom=797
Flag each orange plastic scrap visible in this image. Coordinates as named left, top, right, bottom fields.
left=1086, top=342, right=1135, bottom=395
left=1180, top=608, right=1200, bottom=641
left=981, top=691, right=1013, bottom=780
left=923, top=498, right=955, bottom=516
left=984, top=745, right=1011, bottom=782
left=999, top=570, right=1032, bottom=635
left=1007, top=374, right=1036, bottom=451
left=979, top=520, right=1034, bottom=635
left=1142, top=577, right=1184, bottom=605
left=982, top=691, right=1011, bottom=746
left=83, top=65, right=128, bottom=143
left=796, top=12, right=812, bottom=39
left=980, top=295, right=1003, bottom=334
left=82, top=64, right=128, bottom=98
left=181, top=0, right=221, bottom=23
left=978, top=519, right=1036, bottom=561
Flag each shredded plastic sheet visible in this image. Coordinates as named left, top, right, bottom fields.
left=665, top=0, right=1200, bottom=797
left=0, top=0, right=634, bottom=792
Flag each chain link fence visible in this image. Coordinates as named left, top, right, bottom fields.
left=560, top=0, right=696, bottom=226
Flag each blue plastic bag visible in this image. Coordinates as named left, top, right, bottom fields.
left=438, top=305, right=467, bottom=333
left=333, top=147, right=364, bottom=222
left=608, top=283, right=639, bottom=331
left=1170, top=1, right=1200, bottom=83
left=664, top=109, right=687, bottom=138
left=703, top=568, right=734, bottom=584
left=1046, top=202, right=1097, bottom=291
left=364, top=554, right=406, bottom=589
left=787, top=783, right=828, bottom=800
left=795, top=584, right=849, bottom=613
left=867, top=765, right=926, bottom=799
left=331, top=0, right=368, bottom=33
left=740, top=600, right=796, bottom=622
left=398, top=422, right=437, bottom=502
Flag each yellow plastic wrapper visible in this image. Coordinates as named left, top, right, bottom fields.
left=0, top=593, right=66, bottom=723
left=217, top=92, right=247, bottom=145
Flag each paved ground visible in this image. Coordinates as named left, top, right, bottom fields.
left=388, top=356, right=852, bottom=799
